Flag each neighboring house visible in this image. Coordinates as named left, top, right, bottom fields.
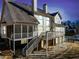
left=1, top=0, right=65, bottom=55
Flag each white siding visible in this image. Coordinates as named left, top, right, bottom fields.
left=53, top=27, right=65, bottom=36
left=54, top=27, right=65, bottom=32
left=54, top=14, right=61, bottom=24
left=34, top=15, right=50, bottom=35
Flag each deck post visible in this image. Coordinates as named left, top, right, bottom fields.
left=46, top=32, right=48, bottom=57
left=37, top=44, right=38, bottom=51
left=13, top=24, right=15, bottom=55
left=27, top=25, right=29, bottom=38
left=21, top=24, right=23, bottom=39
left=9, top=39, right=11, bottom=49
left=27, top=26, right=29, bottom=50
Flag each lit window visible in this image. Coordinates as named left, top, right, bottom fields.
left=3, top=26, right=6, bottom=34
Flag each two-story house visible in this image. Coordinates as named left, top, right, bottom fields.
left=40, top=12, right=65, bottom=48
left=1, top=0, right=65, bottom=55
left=1, top=0, right=39, bottom=54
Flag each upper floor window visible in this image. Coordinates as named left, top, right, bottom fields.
left=34, top=25, right=37, bottom=31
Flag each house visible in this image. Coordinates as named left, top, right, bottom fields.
left=1, top=0, right=65, bottom=55
left=40, top=12, right=65, bottom=48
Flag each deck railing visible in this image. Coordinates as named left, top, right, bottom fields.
left=26, top=33, right=44, bottom=55
left=45, top=31, right=65, bottom=40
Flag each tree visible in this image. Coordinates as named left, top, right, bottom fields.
left=63, top=20, right=76, bottom=36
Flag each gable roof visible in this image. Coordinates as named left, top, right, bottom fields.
left=1, top=1, right=39, bottom=25
left=12, top=1, right=51, bottom=17
left=1, top=1, right=63, bottom=25
left=50, top=12, right=62, bottom=19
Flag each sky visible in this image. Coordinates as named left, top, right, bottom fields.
left=0, top=0, right=79, bottom=22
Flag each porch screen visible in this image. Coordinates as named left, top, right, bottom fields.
left=29, top=26, right=33, bottom=37
left=22, top=25, right=27, bottom=38
left=15, top=25, right=21, bottom=39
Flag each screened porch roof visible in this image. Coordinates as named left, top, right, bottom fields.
left=1, top=1, right=39, bottom=25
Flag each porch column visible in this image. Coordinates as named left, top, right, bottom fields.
left=27, top=26, right=29, bottom=38
left=21, top=24, right=23, bottom=39
left=27, top=26, right=29, bottom=48
left=58, top=37, right=60, bottom=44
left=33, top=25, right=34, bottom=37
left=63, top=36, right=65, bottom=42
left=13, top=24, right=15, bottom=55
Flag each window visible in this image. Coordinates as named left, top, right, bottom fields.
left=43, top=17, right=50, bottom=31
left=15, top=25, right=21, bottom=39
left=38, top=19, right=43, bottom=26
left=45, top=20, right=49, bottom=26
left=34, top=25, right=37, bottom=31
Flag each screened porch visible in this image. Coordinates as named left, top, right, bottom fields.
left=7, top=24, right=38, bottom=41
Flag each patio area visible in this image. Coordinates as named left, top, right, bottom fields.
left=56, top=42, right=79, bottom=59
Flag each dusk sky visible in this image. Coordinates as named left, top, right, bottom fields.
left=0, top=0, right=79, bottom=22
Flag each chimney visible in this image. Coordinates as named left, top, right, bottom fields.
left=3, top=0, right=12, bottom=5
left=32, top=0, right=37, bottom=13
left=5, top=0, right=12, bottom=2
left=43, top=4, right=48, bottom=13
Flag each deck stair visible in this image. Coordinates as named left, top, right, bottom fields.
left=22, top=33, right=45, bottom=56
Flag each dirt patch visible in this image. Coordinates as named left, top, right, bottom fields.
left=1, top=50, right=13, bottom=59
